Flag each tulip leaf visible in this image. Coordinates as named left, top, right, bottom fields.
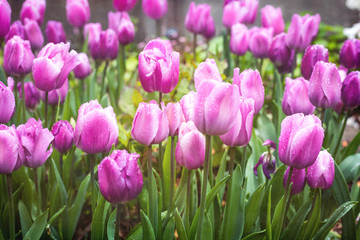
left=51, top=159, right=68, bottom=206
left=12, top=167, right=33, bottom=211
left=48, top=205, right=66, bottom=225
left=91, top=196, right=110, bottom=240
left=300, top=189, right=320, bottom=240
left=62, top=88, right=71, bottom=121
left=202, top=213, right=213, bottom=240
left=243, top=183, right=265, bottom=236
left=140, top=210, right=156, bottom=240
left=339, top=153, right=360, bottom=183
left=341, top=132, right=360, bottom=159
left=163, top=137, right=173, bottom=209
left=271, top=195, right=285, bottom=239
left=125, top=223, right=142, bottom=240
left=106, top=208, right=117, bottom=240
left=215, top=148, right=229, bottom=200
left=242, top=230, right=267, bottom=240
left=23, top=209, right=48, bottom=240
left=175, top=208, right=188, bottom=240
left=18, top=200, right=32, bottom=238
left=266, top=185, right=272, bottom=240
left=163, top=215, right=175, bottom=240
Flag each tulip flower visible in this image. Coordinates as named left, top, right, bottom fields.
left=301, top=45, right=329, bottom=80
left=249, top=27, right=273, bottom=59
left=308, top=61, right=342, bottom=109
left=17, top=81, right=40, bottom=110
left=339, top=39, right=360, bottom=70
left=203, top=16, right=216, bottom=40
left=46, top=20, right=66, bottom=44
left=268, top=33, right=295, bottom=74
left=286, top=13, right=321, bottom=52
left=341, top=71, right=360, bottom=109
left=89, top=29, right=119, bottom=61
left=51, top=120, right=74, bottom=154
left=5, top=21, right=26, bottom=43
left=230, top=23, right=249, bottom=56
left=0, top=125, right=24, bottom=174
left=261, top=5, right=285, bottom=35
left=0, top=0, right=11, bottom=38
left=283, top=167, right=306, bottom=195
left=17, top=118, right=54, bottom=168
left=175, top=121, right=205, bottom=169
left=113, top=0, right=137, bottom=12
left=24, top=18, right=44, bottom=50
left=142, top=0, right=167, bottom=20
left=307, top=150, right=335, bottom=189
left=222, top=1, right=245, bottom=29
left=241, top=0, right=258, bottom=24
left=74, top=100, right=119, bottom=154
left=20, top=0, right=46, bottom=25
left=33, top=42, right=79, bottom=92
left=194, top=58, right=222, bottom=90
left=232, top=68, right=265, bottom=114
left=73, top=53, right=92, bottom=79
left=278, top=113, right=324, bottom=169
left=138, top=39, right=180, bottom=93
left=282, top=77, right=316, bottom=116
left=84, top=22, right=102, bottom=41
left=254, top=139, right=277, bottom=179
left=39, top=79, right=69, bottom=105
left=66, top=0, right=90, bottom=28
left=108, top=11, right=135, bottom=45
left=0, top=77, right=15, bottom=124
left=332, top=66, right=347, bottom=114
left=166, top=102, right=185, bottom=137
left=185, top=2, right=211, bottom=35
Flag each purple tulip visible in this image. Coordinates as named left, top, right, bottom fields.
left=283, top=167, right=306, bottom=195
left=341, top=71, right=360, bottom=109
left=51, top=120, right=74, bottom=154
left=282, top=77, right=316, bottom=116
left=339, top=39, right=360, bottom=70
left=84, top=22, right=102, bottom=41
left=301, top=45, right=329, bottom=80
left=307, top=150, right=334, bottom=189
left=230, top=23, right=249, bottom=56
left=249, top=27, right=273, bottom=59
left=268, top=33, right=295, bottom=74
left=0, top=77, right=15, bottom=124
left=278, top=113, right=324, bottom=169
left=98, top=150, right=143, bottom=203
left=286, top=13, right=321, bottom=52
left=0, top=125, right=23, bottom=174
left=220, top=97, right=254, bottom=147
left=222, top=1, right=245, bottom=29
left=175, top=121, right=205, bottom=169
left=332, top=66, right=347, bottom=114
left=254, top=139, right=277, bottom=179
left=3, top=36, right=35, bottom=77
left=261, top=5, right=284, bottom=35
left=131, top=101, right=169, bottom=145
left=108, top=11, right=135, bottom=45
left=203, top=16, right=216, bottom=40
left=33, top=42, right=79, bottom=92
left=5, top=21, right=26, bottom=43
left=73, top=53, right=92, bottom=79
left=20, top=0, right=46, bottom=26
left=113, top=0, right=137, bottom=12
left=142, top=0, right=167, bottom=20
left=74, top=100, right=119, bottom=154
left=185, top=2, right=211, bottom=35
left=46, top=21, right=67, bottom=44
left=241, top=0, right=258, bottom=24
left=138, top=39, right=180, bottom=93
left=17, top=118, right=54, bottom=168
left=24, top=18, right=44, bottom=50
left=194, top=58, right=222, bottom=91
left=89, top=29, right=119, bottom=61
left=166, top=102, right=185, bottom=137
left=17, top=81, right=40, bottom=110
left=39, top=79, right=69, bottom=105
left=232, top=68, right=264, bottom=114
left=308, top=61, right=342, bottom=109
left=66, top=0, right=90, bottom=28
left=0, top=0, right=11, bottom=38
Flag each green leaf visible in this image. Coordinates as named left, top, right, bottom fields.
left=242, top=230, right=267, bottom=240
left=175, top=208, right=188, bottom=240
left=51, top=159, right=68, bottom=206
left=48, top=205, right=66, bottom=225
left=107, top=208, right=117, bottom=240
left=140, top=210, right=156, bottom=240
left=205, top=175, right=230, bottom=210
left=18, top=200, right=32, bottom=238
left=126, top=223, right=142, bottom=240
left=163, top=216, right=175, bottom=240
left=202, top=213, right=213, bottom=240
left=163, top=137, right=172, bottom=209
left=244, top=184, right=265, bottom=236
left=215, top=148, right=229, bottom=200
left=341, top=131, right=360, bottom=159
left=266, top=185, right=272, bottom=240
left=23, top=210, right=48, bottom=240
left=91, top=196, right=110, bottom=240
left=339, top=153, right=360, bottom=183
left=271, top=195, right=285, bottom=239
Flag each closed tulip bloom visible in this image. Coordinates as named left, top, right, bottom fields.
left=17, top=81, right=40, bottom=109
left=222, top=1, right=245, bottom=28
left=230, top=23, right=249, bottom=56
left=113, top=0, right=137, bottom=12
left=89, top=29, right=119, bottom=61
left=185, top=2, right=211, bottom=35
left=0, top=0, right=11, bottom=38
left=332, top=66, right=347, bottom=114
left=17, top=118, right=54, bottom=168
left=301, top=45, right=329, bottom=80
left=283, top=167, right=306, bottom=195
left=74, top=100, right=119, bottom=154
left=3, top=36, right=35, bottom=76
left=0, top=125, right=23, bottom=174
left=46, top=21, right=66, bottom=44
left=286, top=13, right=321, bottom=52
left=261, top=5, right=284, bottom=35
left=66, top=0, right=90, bottom=28
left=203, top=16, right=216, bottom=40
left=194, top=58, right=222, bottom=91
left=51, top=120, right=74, bottom=154
left=142, top=0, right=167, bottom=20
left=309, top=61, right=342, bottom=108
left=307, top=150, right=334, bottom=189
left=254, top=139, right=277, bottom=179
left=138, top=39, right=180, bottom=93
left=242, top=0, right=258, bottom=24
left=249, top=27, right=273, bottom=58
left=5, top=21, right=26, bottom=43
left=341, top=71, right=360, bottom=108
left=175, top=121, right=205, bottom=169
left=33, top=42, right=79, bottom=92
left=220, top=97, right=254, bottom=147
left=131, top=101, right=169, bottom=145
left=99, top=150, right=143, bottom=203
left=24, top=18, right=44, bottom=50
left=282, top=77, right=315, bottom=116
left=278, top=113, right=324, bottom=169
left=84, top=22, right=102, bottom=41
left=0, top=77, right=15, bottom=124
left=73, top=53, right=92, bottom=79
left=166, top=102, right=185, bottom=137
left=20, top=0, right=46, bottom=25
left=39, top=79, right=69, bottom=105
left=233, top=68, right=264, bottom=114
left=108, top=11, right=135, bottom=45
left=268, top=33, right=295, bottom=74
left=339, top=39, right=360, bottom=70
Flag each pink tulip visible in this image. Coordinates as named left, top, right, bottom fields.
left=89, top=29, right=119, bottom=61
left=230, top=23, right=249, bottom=56
left=51, top=120, right=74, bottom=154
left=307, top=150, right=334, bottom=189
left=339, top=39, right=360, bottom=70
left=17, top=81, right=40, bottom=110
left=20, top=0, right=46, bottom=25
left=113, top=0, right=137, bottom=12
left=39, top=79, right=69, bottom=105
left=301, top=45, right=329, bottom=80
left=249, top=27, right=273, bottom=59
left=268, top=33, right=295, bottom=74
left=5, top=21, right=26, bottom=43
left=0, top=125, right=23, bottom=174
left=108, top=11, right=135, bottom=45
left=0, top=0, right=11, bottom=38
left=46, top=21, right=67, bottom=44
left=341, top=71, right=360, bottom=109
left=142, top=0, right=167, bottom=20
left=66, top=0, right=90, bottom=28
left=73, top=53, right=92, bottom=79
left=0, top=77, right=15, bottom=124
left=283, top=167, right=306, bottom=195
left=261, top=5, right=285, bottom=35
left=24, top=18, right=44, bottom=50
left=166, top=102, right=185, bottom=137
left=194, top=58, right=222, bottom=91
left=185, top=2, right=211, bottom=35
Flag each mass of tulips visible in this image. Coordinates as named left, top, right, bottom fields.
left=1, top=0, right=360, bottom=239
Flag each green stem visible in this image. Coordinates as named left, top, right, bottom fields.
left=208, top=136, right=213, bottom=187
left=158, top=92, right=165, bottom=209
left=185, top=169, right=192, bottom=234
left=21, top=77, right=26, bottom=122
left=90, top=154, right=96, bottom=215
left=156, top=19, right=162, bottom=37
left=259, top=58, right=264, bottom=75
left=223, top=147, right=235, bottom=233
left=6, top=174, right=15, bottom=240
left=170, top=137, right=175, bottom=208
left=34, top=168, right=41, bottom=215
left=45, top=91, right=48, bottom=128
left=241, top=146, right=247, bottom=175
left=147, top=145, right=156, bottom=229
left=100, top=61, right=109, bottom=100
left=320, top=108, right=325, bottom=125
left=114, top=203, right=121, bottom=240
left=196, top=135, right=211, bottom=240
left=59, top=153, right=63, bottom=177
left=117, top=45, right=126, bottom=99
left=333, top=110, right=350, bottom=158
left=193, top=33, right=197, bottom=61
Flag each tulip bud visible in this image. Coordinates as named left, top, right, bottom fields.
left=203, top=16, right=216, bottom=40
left=233, top=68, right=264, bottom=114
left=341, top=71, right=360, bottom=109
left=74, top=100, right=119, bottom=154
left=5, top=21, right=26, bottom=43
left=332, top=66, right=347, bottom=114
left=254, top=139, right=277, bottom=179
left=282, top=77, right=315, bottom=116
left=185, top=2, right=211, bottom=35
left=113, top=0, right=137, bottom=12
left=39, top=79, right=69, bottom=105
left=0, top=0, right=11, bottom=38
left=4, top=36, right=35, bottom=76
left=230, top=23, right=249, bottom=56
left=0, top=125, right=23, bottom=174
left=0, top=77, right=15, bottom=124
left=108, top=11, right=135, bottom=45
left=89, top=29, right=119, bottom=61
left=73, top=53, right=92, bottom=79
left=308, top=61, right=342, bottom=109
left=268, top=33, right=295, bottom=74
left=307, top=150, right=334, bottom=189
left=138, top=39, right=180, bottom=93
left=20, top=0, right=46, bottom=26
left=142, top=0, right=167, bottom=20
left=84, top=22, right=102, bottom=41
left=194, top=58, right=222, bottom=91
left=24, top=18, right=44, bottom=50
left=17, top=81, right=40, bottom=110
left=339, top=39, right=360, bottom=70
left=166, top=102, right=185, bottom=137
left=249, top=27, right=273, bottom=59
left=46, top=21, right=66, bottom=44
left=17, top=118, right=54, bottom=168
left=99, top=150, right=143, bottom=203
left=241, top=0, right=258, bottom=24
left=261, top=5, right=285, bottom=35
left=301, top=45, right=329, bottom=80
left=51, top=120, right=74, bottom=154
left=222, top=1, right=244, bottom=29
left=283, top=167, right=306, bottom=195
left=66, top=0, right=90, bottom=28
left=278, top=113, right=324, bottom=169
left=131, top=101, right=169, bottom=145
